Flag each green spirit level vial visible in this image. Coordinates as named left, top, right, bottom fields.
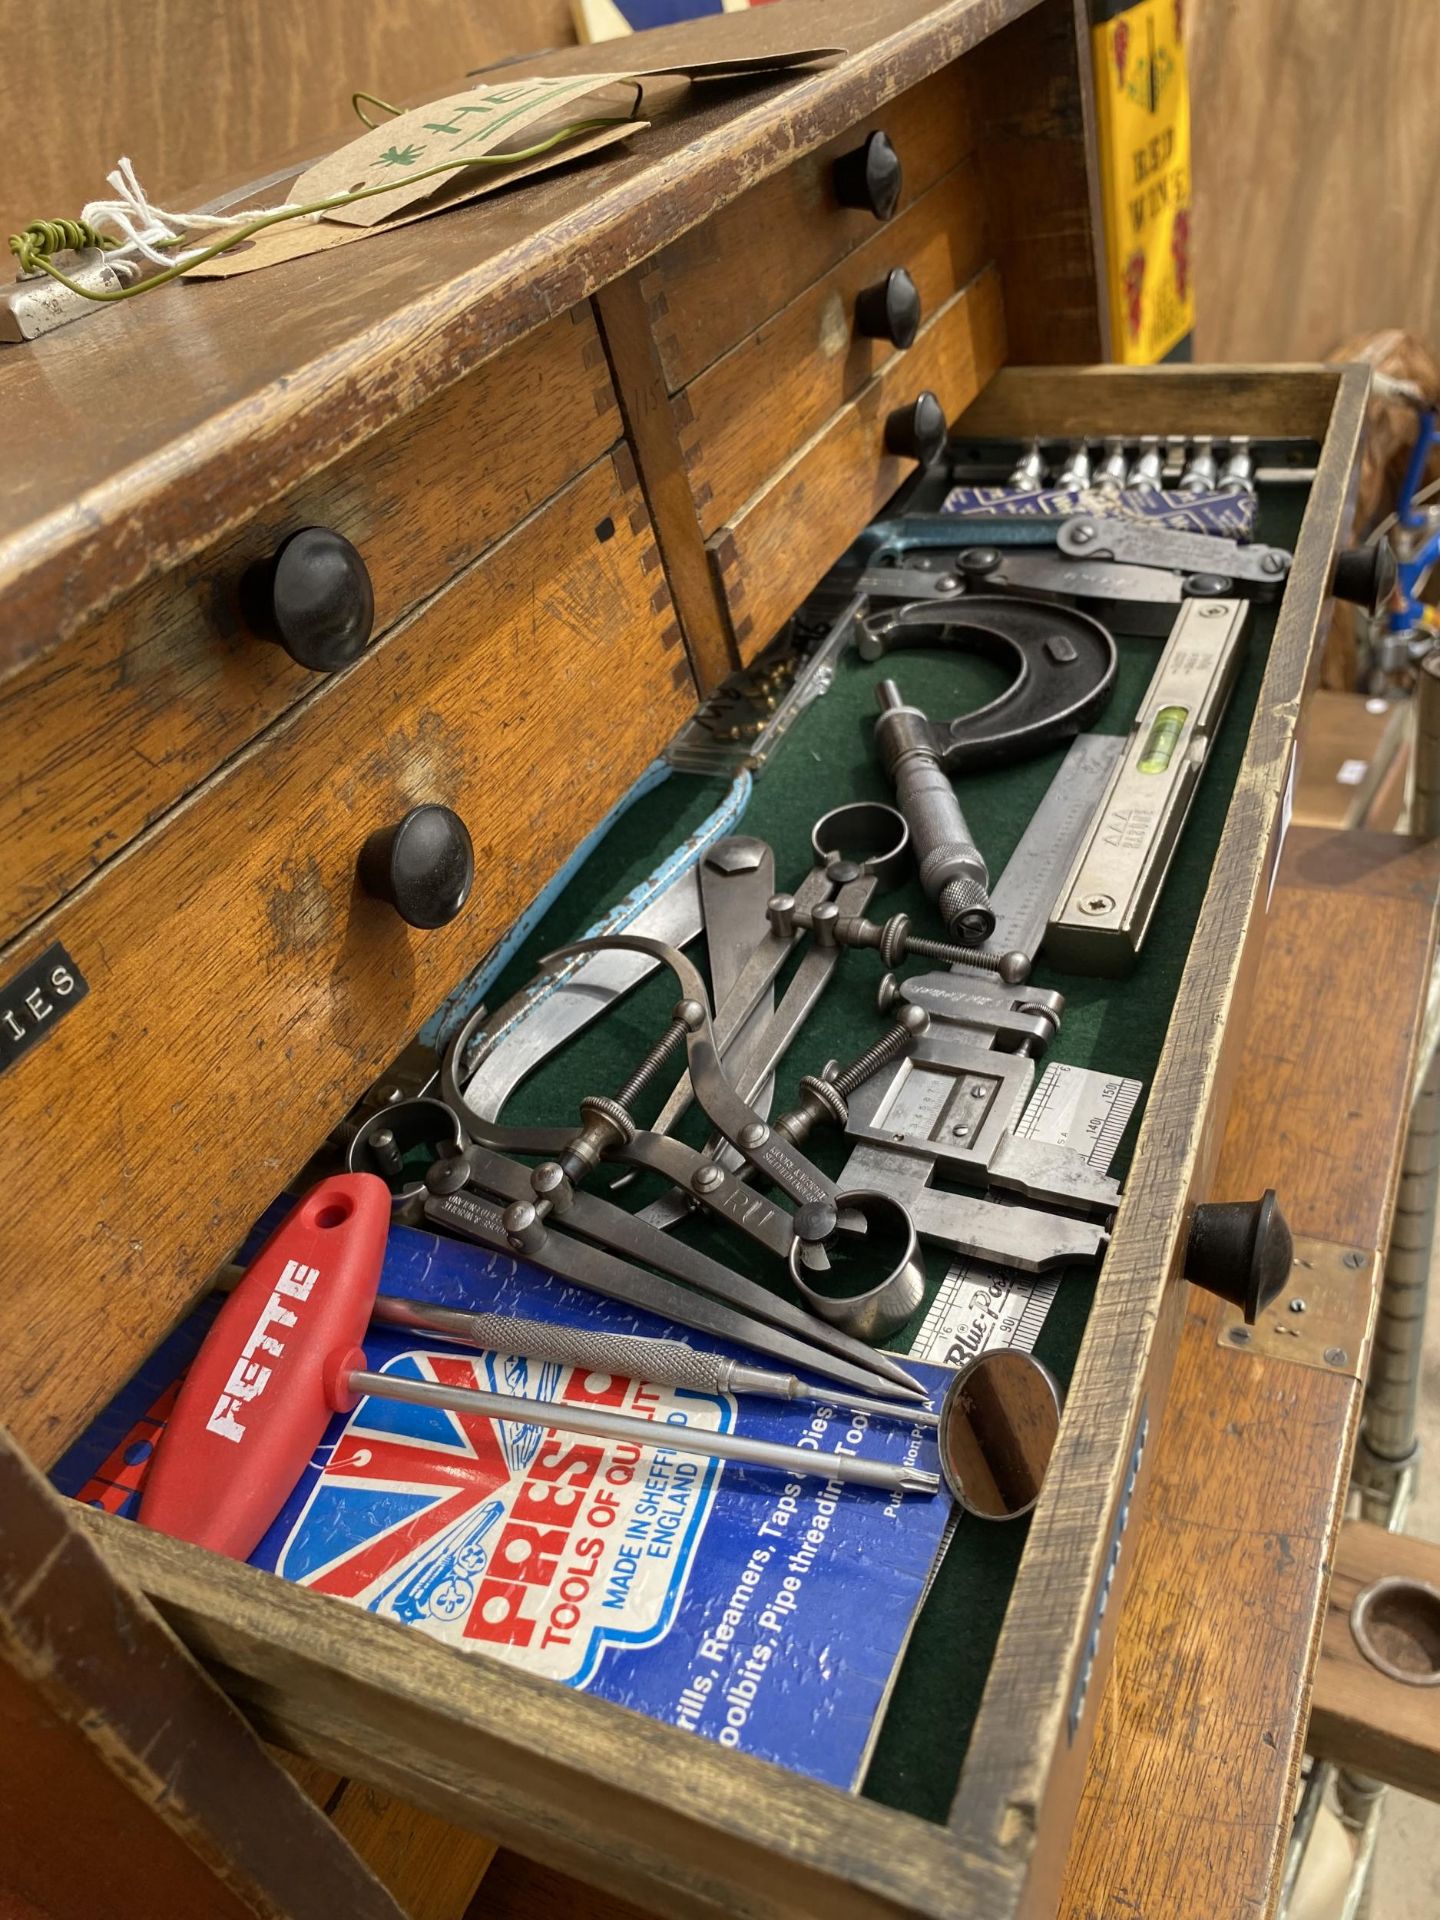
left=1046, top=598, right=1250, bottom=976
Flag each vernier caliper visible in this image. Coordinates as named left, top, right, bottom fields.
left=838, top=971, right=1118, bottom=1272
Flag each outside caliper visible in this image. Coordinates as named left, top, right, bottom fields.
left=452, top=931, right=925, bottom=1308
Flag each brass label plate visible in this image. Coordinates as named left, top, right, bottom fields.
left=1216, top=1235, right=1378, bottom=1380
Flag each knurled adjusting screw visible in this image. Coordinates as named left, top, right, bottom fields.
left=766, top=896, right=1028, bottom=982
left=504, top=1000, right=705, bottom=1250
left=774, top=1006, right=930, bottom=1144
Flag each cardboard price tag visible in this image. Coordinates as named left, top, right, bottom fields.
left=297, top=74, right=642, bottom=228
left=184, top=32, right=843, bottom=282
left=185, top=119, right=640, bottom=279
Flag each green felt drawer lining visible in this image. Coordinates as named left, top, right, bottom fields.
left=462, top=481, right=1306, bottom=1821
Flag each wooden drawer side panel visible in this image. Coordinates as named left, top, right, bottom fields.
left=0, top=455, right=692, bottom=1467
left=968, top=1, right=1106, bottom=364
left=647, top=60, right=978, bottom=392
left=0, top=310, right=619, bottom=948
left=949, top=365, right=1370, bottom=1917
left=684, top=158, right=992, bottom=536
left=711, top=267, right=1007, bottom=660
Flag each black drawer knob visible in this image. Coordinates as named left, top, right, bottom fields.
left=358, top=805, right=474, bottom=930
left=240, top=526, right=375, bottom=674
left=1185, top=1189, right=1293, bottom=1324
left=884, top=391, right=946, bottom=467
left=855, top=268, right=921, bottom=349
left=833, top=131, right=903, bottom=221
left=1332, top=542, right=1398, bottom=616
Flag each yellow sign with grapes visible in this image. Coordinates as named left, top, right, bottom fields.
left=1091, top=0, right=1194, bottom=364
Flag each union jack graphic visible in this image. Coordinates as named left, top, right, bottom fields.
left=277, top=1347, right=561, bottom=1626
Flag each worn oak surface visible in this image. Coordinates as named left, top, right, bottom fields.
left=593, top=272, right=739, bottom=691
left=1309, top=1520, right=1440, bottom=1802
left=0, top=309, right=617, bottom=945
left=0, top=1657, right=264, bottom=1920
left=683, top=159, right=991, bottom=534
left=0, top=0, right=1050, bottom=676
left=78, top=1504, right=991, bottom=1920
left=603, top=3, right=1101, bottom=680
left=644, top=58, right=978, bottom=393
left=711, top=267, right=1007, bottom=658
left=959, top=362, right=1347, bottom=439
left=0, top=455, right=690, bottom=1467
left=966, top=0, right=1104, bottom=363
left=0, top=1, right=578, bottom=265
left=0, top=1426, right=404, bottom=1920
left=1059, top=826, right=1440, bottom=1920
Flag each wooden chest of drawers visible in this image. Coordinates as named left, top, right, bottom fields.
left=0, top=3, right=1370, bottom=1917
left=594, top=4, right=1094, bottom=685
left=0, top=311, right=627, bottom=942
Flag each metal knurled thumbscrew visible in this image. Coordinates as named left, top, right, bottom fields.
left=766, top=895, right=1029, bottom=982
left=504, top=999, right=705, bottom=1250
left=774, top=1006, right=931, bottom=1145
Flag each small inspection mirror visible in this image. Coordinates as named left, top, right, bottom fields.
left=937, top=1350, right=1062, bottom=1520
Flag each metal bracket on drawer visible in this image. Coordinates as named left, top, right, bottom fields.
left=1216, top=1236, right=1378, bottom=1380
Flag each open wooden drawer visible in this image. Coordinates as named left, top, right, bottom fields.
left=58, top=362, right=1367, bottom=1920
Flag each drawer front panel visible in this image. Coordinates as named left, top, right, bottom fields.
left=646, top=61, right=977, bottom=393
left=0, top=453, right=692, bottom=1466
left=712, top=267, right=1007, bottom=659
left=0, top=309, right=619, bottom=949
left=683, top=159, right=990, bottom=536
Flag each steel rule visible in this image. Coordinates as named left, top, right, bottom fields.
left=973, top=732, right=1128, bottom=965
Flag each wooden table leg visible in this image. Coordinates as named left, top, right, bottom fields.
left=0, top=1429, right=405, bottom=1920
left=1059, top=827, right=1440, bottom=1918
